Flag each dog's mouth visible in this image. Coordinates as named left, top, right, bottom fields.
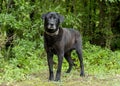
left=47, top=24, right=56, bottom=30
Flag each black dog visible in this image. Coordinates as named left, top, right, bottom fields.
left=42, top=12, right=84, bottom=81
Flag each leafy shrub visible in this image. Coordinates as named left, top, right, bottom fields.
left=0, top=37, right=46, bottom=83
left=84, top=42, right=120, bottom=75
left=71, top=42, right=120, bottom=75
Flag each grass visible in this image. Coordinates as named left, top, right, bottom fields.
left=2, top=69, right=120, bottom=86
left=0, top=42, right=120, bottom=86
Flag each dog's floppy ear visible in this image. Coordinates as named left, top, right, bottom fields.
left=42, top=12, right=50, bottom=20
left=57, top=13, right=64, bottom=23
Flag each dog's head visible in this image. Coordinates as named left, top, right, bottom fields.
left=42, top=12, right=64, bottom=33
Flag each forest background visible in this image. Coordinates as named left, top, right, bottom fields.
left=0, top=0, right=120, bottom=85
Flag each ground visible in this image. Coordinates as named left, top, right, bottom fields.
left=1, top=69, right=120, bottom=86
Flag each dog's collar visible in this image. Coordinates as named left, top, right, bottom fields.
left=45, top=29, right=59, bottom=36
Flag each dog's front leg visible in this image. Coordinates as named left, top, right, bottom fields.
left=47, top=52, right=54, bottom=81
left=55, top=53, right=64, bottom=81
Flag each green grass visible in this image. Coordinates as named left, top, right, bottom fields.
left=2, top=70, right=120, bottom=86
left=0, top=42, right=120, bottom=85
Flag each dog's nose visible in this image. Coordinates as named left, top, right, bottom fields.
left=50, top=24, right=54, bottom=26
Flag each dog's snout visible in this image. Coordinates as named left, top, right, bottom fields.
left=50, top=23, right=54, bottom=26
left=47, top=21, right=56, bottom=29
left=49, top=21, right=55, bottom=25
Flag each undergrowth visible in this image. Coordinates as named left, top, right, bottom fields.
left=83, top=42, right=120, bottom=75
left=0, top=40, right=120, bottom=83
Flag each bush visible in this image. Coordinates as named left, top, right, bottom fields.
left=0, top=37, right=46, bottom=83
left=70, top=42, right=120, bottom=75
left=83, top=42, right=120, bottom=75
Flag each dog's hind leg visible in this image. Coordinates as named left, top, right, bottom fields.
left=75, top=40, right=85, bottom=76
left=64, top=52, right=73, bottom=73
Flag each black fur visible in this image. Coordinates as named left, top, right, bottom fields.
left=42, top=12, right=85, bottom=81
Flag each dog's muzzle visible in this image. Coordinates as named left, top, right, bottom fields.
left=48, top=23, right=56, bottom=30
left=47, top=18, right=57, bottom=30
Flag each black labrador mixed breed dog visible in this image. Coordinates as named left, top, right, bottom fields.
left=42, top=12, right=85, bottom=81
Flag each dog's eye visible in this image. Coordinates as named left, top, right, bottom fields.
left=53, top=16, right=56, bottom=19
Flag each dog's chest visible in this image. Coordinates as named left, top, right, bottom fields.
left=44, top=35, right=59, bottom=46
left=44, top=34, right=62, bottom=54
left=44, top=28, right=63, bottom=46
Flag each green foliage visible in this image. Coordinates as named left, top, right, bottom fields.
left=0, top=41, right=120, bottom=83
left=1, top=0, right=120, bottom=49
left=111, top=37, right=120, bottom=50
left=0, top=0, right=120, bottom=84
left=71, top=42, right=120, bottom=75
left=107, top=0, right=120, bottom=2
left=84, top=42, right=120, bottom=74
left=0, top=37, right=46, bottom=83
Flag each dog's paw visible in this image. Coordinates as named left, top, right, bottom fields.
left=80, top=72, right=85, bottom=77
left=55, top=77, right=61, bottom=81
left=49, top=77, right=54, bottom=81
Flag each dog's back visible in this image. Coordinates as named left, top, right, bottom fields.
left=62, top=28, right=81, bottom=52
